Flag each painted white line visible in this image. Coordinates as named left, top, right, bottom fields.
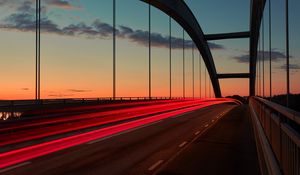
left=152, top=106, right=237, bottom=174
left=178, top=141, right=188, bottom=148
left=204, top=124, right=209, bottom=127
left=87, top=120, right=163, bottom=144
left=148, top=160, right=164, bottom=171
left=194, top=131, right=200, bottom=135
left=0, top=161, right=31, bottom=173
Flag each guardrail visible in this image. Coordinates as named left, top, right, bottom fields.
left=0, top=97, right=236, bottom=121
left=0, top=97, right=185, bottom=121
left=249, top=96, right=300, bottom=175
left=0, top=97, right=184, bottom=107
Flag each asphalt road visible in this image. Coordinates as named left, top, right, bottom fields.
left=1, top=103, right=236, bottom=175
left=157, top=105, right=260, bottom=175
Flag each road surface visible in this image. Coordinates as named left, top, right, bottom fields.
left=1, top=103, right=236, bottom=175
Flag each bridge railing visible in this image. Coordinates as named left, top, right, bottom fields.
left=249, top=96, right=300, bottom=175
left=0, top=97, right=187, bottom=107
left=0, top=97, right=189, bottom=121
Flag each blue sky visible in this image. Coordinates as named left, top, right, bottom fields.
left=0, top=0, right=299, bottom=99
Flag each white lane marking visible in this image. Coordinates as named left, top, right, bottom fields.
left=152, top=106, right=236, bottom=174
left=204, top=124, right=209, bottom=127
left=87, top=120, right=163, bottom=144
left=0, top=161, right=31, bottom=173
left=178, top=141, right=188, bottom=148
left=194, top=131, right=200, bottom=135
left=148, top=160, right=164, bottom=171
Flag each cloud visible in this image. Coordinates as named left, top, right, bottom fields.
left=21, top=88, right=29, bottom=91
left=277, top=64, right=300, bottom=70
left=0, top=0, right=19, bottom=7
left=208, top=42, right=224, bottom=50
left=48, top=94, right=74, bottom=97
left=17, top=1, right=35, bottom=13
left=0, top=0, right=80, bottom=11
left=44, top=0, right=81, bottom=10
left=0, top=2, right=224, bottom=50
left=0, top=0, right=9, bottom=5
left=92, top=19, right=117, bottom=37
left=118, top=25, right=223, bottom=50
left=67, top=89, right=92, bottom=93
left=233, top=50, right=288, bottom=63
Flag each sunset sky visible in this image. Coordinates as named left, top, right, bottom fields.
left=0, top=0, right=299, bottom=100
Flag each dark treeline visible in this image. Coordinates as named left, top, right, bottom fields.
left=269, top=94, right=300, bottom=112
left=226, top=94, right=300, bottom=113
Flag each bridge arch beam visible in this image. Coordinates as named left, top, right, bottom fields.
left=140, top=0, right=222, bottom=97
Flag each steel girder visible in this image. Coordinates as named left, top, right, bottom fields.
left=140, top=0, right=222, bottom=97
left=250, top=0, right=266, bottom=96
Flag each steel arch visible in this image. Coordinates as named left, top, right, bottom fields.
left=140, top=0, right=222, bottom=97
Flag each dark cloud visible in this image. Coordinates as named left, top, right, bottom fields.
left=93, top=19, right=117, bottom=37
left=0, top=0, right=9, bottom=5
left=17, top=1, right=34, bottom=13
left=208, top=42, right=224, bottom=50
left=233, top=50, right=288, bottom=63
left=0, top=2, right=224, bottom=50
left=118, top=25, right=223, bottom=50
left=0, top=0, right=19, bottom=7
left=277, top=64, right=300, bottom=70
left=67, top=89, right=92, bottom=93
left=3, top=13, right=35, bottom=32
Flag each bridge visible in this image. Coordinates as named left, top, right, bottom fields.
left=0, top=0, right=299, bottom=174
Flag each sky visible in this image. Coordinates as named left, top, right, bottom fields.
left=0, top=0, right=299, bottom=100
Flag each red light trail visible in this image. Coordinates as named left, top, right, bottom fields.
left=0, top=98, right=238, bottom=169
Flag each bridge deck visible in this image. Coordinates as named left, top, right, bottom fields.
left=158, top=105, right=261, bottom=175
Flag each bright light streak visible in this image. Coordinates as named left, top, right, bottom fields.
left=0, top=100, right=188, bottom=133
left=0, top=100, right=204, bottom=146
left=0, top=99, right=237, bottom=169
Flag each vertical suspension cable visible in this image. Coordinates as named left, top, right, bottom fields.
left=285, top=0, right=290, bottom=107
left=192, top=44, right=195, bottom=98
left=169, top=16, right=172, bottom=99
left=258, top=36, right=261, bottom=96
left=148, top=4, right=152, bottom=99
left=38, top=0, right=40, bottom=100
left=35, top=0, right=38, bottom=100
left=199, top=53, right=201, bottom=99
left=35, top=0, right=40, bottom=100
left=262, top=12, right=265, bottom=98
left=269, top=0, right=272, bottom=100
left=209, top=77, right=211, bottom=98
left=256, top=56, right=258, bottom=96
left=113, top=0, right=116, bottom=99
left=204, top=67, right=207, bottom=98
left=183, top=30, right=185, bottom=98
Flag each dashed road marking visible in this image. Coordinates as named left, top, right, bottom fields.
left=178, top=141, right=188, bottom=148
left=194, top=131, right=200, bottom=135
left=0, top=162, right=31, bottom=173
left=148, top=160, right=164, bottom=171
